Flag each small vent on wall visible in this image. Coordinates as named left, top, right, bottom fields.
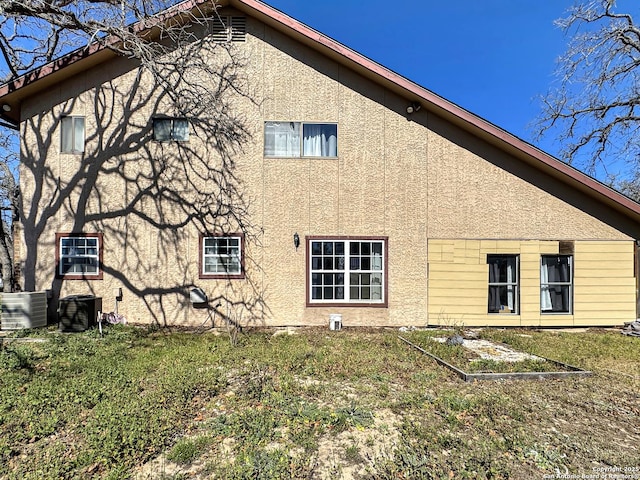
left=211, top=16, right=246, bottom=42
left=559, top=240, right=574, bottom=255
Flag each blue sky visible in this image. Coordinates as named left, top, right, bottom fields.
left=265, top=0, right=575, bottom=160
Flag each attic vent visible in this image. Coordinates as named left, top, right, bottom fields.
left=211, top=16, right=246, bottom=42
left=559, top=240, right=574, bottom=255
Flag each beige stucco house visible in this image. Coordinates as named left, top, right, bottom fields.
left=1, top=0, right=640, bottom=328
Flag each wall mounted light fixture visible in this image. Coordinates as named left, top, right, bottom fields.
left=293, top=232, right=300, bottom=250
left=406, top=102, right=421, bottom=115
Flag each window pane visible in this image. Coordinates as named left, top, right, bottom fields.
left=172, top=119, right=189, bottom=141
left=154, top=118, right=172, bottom=141
left=309, top=238, right=385, bottom=304
left=59, top=235, right=100, bottom=276
left=487, top=255, right=518, bottom=314
left=302, top=123, right=337, bottom=157
left=202, top=236, right=241, bottom=275
left=541, top=255, right=572, bottom=313
left=264, top=121, right=300, bottom=157
left=61, top=117, right=77, bottom=153
left=361, top=257, right=371, bottom=270
left=74, top=117, right=85, bottom=152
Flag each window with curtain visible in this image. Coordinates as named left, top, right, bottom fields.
left=153, top=117, right=189, bottom=142
left=487, top=255, right=519, bottom=314
left=264, top=121, right=337, bottom=157
left=61, top=116, right=85, bottom=153
left=309, top=238, right=385, bottom=305
left=541, top=255, right=572, bottom=313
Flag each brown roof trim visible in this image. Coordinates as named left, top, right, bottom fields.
left=0, top=0, right=211, bottom=100
left=1, top=0, right=639, bottom=221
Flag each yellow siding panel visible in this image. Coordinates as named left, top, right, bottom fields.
left=575, top=284, right=635, bottom=295
left=576, top=242, right=632, bottom=253
left=576, top=267, right=634, bottom=278
left=427, top=239, right=636, bottom=327
left=577, top=252, right=631, bottom=263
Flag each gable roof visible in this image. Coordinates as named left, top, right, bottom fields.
left=2, top=0, right=640, bottom=227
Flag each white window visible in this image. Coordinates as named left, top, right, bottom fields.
left=541, top=255, right=573, bottom=314
left=61, top=116, right=85, bottom=153
left=309, top=238, right=386, bottom=305
left=153, top=118, right=189, bottom=142
left=265, top=122, right=337, bottom=157
left=201, top=235, right=243, bottom=277
left=488, top=255, right=519, bottom=314
left=58, top=234, right=101, bottom=278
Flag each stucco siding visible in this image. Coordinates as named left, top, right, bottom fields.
left=14, top=12, right=639, bottom=328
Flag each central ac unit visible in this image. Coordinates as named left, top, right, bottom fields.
left=58, top=295, right=102, bottom=332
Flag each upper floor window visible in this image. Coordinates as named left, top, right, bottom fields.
left=541, top=255, right=573, bottom=314
left=199, top=234, right=244, bottom=279
left=61, top=116, right=85, bottom=153
left=56, top=233, right=103, bottom=280
left=488, top=255, right=519, bottom=314
left=153, top=117, right=189, bottom=142
left=308, top=237, right=387, bottom=306
left=264, top=122, right=337, bottom=158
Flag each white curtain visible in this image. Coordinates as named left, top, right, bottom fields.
left=506, top=262, right=514, bottom=311
left=265, top=122, right=300, bottom=157
left=172, top=119, right=189, bottom=141
left=541, top=261, right=552, bottom=311
left=303, top=124, right=337, bottom=156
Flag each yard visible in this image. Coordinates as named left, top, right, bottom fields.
left=0, top=325, right=638, bottom=479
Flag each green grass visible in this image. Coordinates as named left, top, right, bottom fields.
left=0, top=325, right=638, bottom=479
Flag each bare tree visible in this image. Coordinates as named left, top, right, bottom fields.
left=0, top=128, right=16, bottom=290
left=537, top=0, right=640, bottom=194
left=0, top=0, right=267, bottom=325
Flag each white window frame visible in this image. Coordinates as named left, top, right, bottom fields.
left=487, top=254, right=519, bottom=314
left=60, top=116, right=85, bottom=154
left=58, top=234, right=101, bottom=278
left=200, top=235, right=244, bottom=278
left=308, top=237, right=386, bottom=306
left=264, top=121, right=338, bottom=158
left=153, top=117, right=190, bottom=142
left=541, top=255, right=573, bottom=314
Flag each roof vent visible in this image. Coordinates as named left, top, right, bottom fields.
left=211, top=16, right=246, bottom=42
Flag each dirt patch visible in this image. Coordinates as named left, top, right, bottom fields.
left=313, top=408, right=400, bottom=480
